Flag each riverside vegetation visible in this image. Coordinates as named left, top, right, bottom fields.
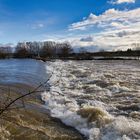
left=0, top=41, right=140, bottom=60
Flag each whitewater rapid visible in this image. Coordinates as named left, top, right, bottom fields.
left=42, top=60, right=140, bottom=140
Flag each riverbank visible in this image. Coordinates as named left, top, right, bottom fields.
left=0, top=59, right=84, bottom=140
left=29, top=56, right=140, bottom=61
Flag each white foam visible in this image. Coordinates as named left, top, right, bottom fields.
left=42, top=60, right=140, bottom=140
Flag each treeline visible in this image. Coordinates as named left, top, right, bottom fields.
left=0, top=47, right=13, bottom=59
left=73, top=49, right=140, bottom=60
left=92, top=49, right=140, bottom=59
left=14, top=41, right=73, bottom=59
left=0, top=41, right=73, bottom=59
left=0, top=42, right=139, bottom=60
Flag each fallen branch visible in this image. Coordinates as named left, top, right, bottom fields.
left=0, top=74, right=52, bottom=116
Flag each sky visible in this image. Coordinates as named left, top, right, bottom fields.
left=0, top=0, right=140, bottom=51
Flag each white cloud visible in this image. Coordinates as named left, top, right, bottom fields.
left=0, top=43, right=14, bottom=47
left=111, top=0, right=135, bottom=4
left=32, top=23, right=44, bottom=29
left=68, top=8, right=140, bottom=51
left=69, top=8, right=140, bottom=31
left=38, top=23, right=44, bottom=28
left=80, top=36, right=94, bottom=42
left=69, top=28, right=140, bottom=51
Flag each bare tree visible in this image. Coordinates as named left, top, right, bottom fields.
left=59, top=42, right=73, bottom=57
left=14, top=43, right=30, bottom=58
left=0, top=46, right=12, bottom=59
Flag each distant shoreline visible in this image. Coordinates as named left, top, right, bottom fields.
left=0, top=56, right=139, bottom=62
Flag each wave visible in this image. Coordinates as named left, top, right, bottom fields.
left=42, top=60, right=140, bottom=140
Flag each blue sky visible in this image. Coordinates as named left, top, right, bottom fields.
left=0, top=0, right=140, bottom=51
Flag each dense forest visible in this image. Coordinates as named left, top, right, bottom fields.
left=0, top=41, right=139, bottom=60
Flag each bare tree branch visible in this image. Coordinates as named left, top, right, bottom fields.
left=0, top=74, right=52, bottom=116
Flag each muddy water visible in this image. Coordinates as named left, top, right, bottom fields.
left=1, top=59, right=140, bottom=140
left=0, top=59, right=84, bottom=140
left=43, top=60, right=140, bottom=140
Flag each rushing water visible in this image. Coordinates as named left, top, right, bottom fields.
left=0, top=59, right=84, bottom=140
left=0, top=59, right=140, bottom=140
left=0, top=59, right=47, bottom=86
left=42, top=60, right=140, bottom=140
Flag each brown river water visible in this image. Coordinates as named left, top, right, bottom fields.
left=0, top=59, right=140, bottom=140
left=0, top=59, right=84, bottom=140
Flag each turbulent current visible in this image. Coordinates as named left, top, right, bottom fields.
left=42, top=60, right=140, bottom=140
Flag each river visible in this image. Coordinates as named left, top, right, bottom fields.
left=44, top=60, right=140, bottom=140
left=0, top=59, right=84, bottom=140
left=0, top=59, right=140, bottom=140
left=0, top=59, right=47, bottom=86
